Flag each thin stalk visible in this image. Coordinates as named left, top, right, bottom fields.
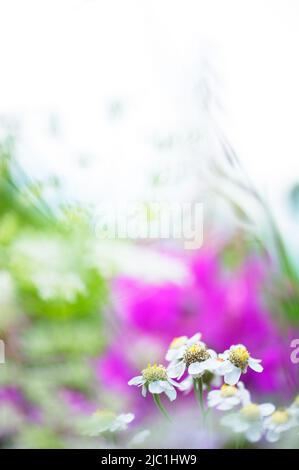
left=153, top=394, right=171, bottom=422
left=193, top=377, right=205, bottom=416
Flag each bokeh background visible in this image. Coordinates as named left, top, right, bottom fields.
left=1, top=0, right=299, bottom=448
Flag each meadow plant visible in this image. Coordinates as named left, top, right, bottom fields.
left=128, top=333, right=299, bottom=446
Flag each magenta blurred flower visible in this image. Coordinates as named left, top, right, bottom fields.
left=96, top=249, right=299, bottom=407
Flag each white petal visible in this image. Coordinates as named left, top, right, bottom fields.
left=188, top=362, right=203, bottom=375
left=249, top=359, right=263, bottom=373
left=165, top=349, right=177, bottom=362
left=234, top=420, right=249, bottom=433
left=207, top=349, right=217, bottom=359
left=113, top=413, right=134, bottom=430
left=168, top=361, right=185, bottom=379
left=164, top=387, right=177, bottom=401
left=187, top=333, right=201, bottom=345
left=208, top=396, right=222, bottom=408
left=259, top=403, right=275, bottom=417
left=246, top=424, right=262, bottom=442
left=128, top=376, right=144, bottom=386
left=231, top=344, right=246, bottom=350
left=179, top=376, right=193, bottom=393
left=221, top=413, right=247, bottom=432
left=142, top=385, right=147, bottom=397
left=226, top=396, right=241, bottom=406
left=217, top=402, right=234, bottom=411
left=148, top=381, right=163, bottom=394
left=218, top=360, right=234, bottom=374
left=240, top=389, right=251, bottom=406
left=224, top=366, right=242, bottom=385
left=158, top=380, right=172, bottom=391
left=129, top=429, right=151, bottom=446
left=266, top=429, right=280, bottom=443
left=207, top=390, right=221, bottom=400
left=219, top=351, right=229, bottom=360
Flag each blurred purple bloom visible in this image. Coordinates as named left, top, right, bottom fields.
left=96, top=249, right=299, bottom=406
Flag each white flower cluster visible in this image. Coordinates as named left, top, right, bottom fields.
left=128, top=332, right=299, bottom=445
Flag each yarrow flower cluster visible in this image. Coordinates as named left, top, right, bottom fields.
left=128, top=332, right=299, bottom=445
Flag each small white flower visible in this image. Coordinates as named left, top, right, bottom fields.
left=264, top=409, right=298, bottom=443
left=128, top=364, right=179, bottom=401
left=167, top=341, right=219, bottom=379
left=165, top=333, right=201, bottom=363
left=208, top=382, right=250, bottom=411
left=219, top=344, right=263, bottom=385
left=222, top=402, right=275, bottom=442
left=82, top=410, right=134, bottom=436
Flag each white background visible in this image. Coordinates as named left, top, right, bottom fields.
left=0, top=0, right=298, bottom=249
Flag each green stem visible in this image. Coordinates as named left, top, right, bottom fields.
left=153, top=394, right=171, bottom=422
left=193, top=377, right=205, bottom=416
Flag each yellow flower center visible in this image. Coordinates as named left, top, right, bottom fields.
left=142, top=363, right=167, bottom=382
left=183, top=343, right=210, bottom=367
left=271, top=410, right=289, bottom=425
left=241, top=403, right=260, bottom=421
left=220, top=384, right=238, bottom=397
left=94, top=410, right=116, bottom=420
left=229, top=346, right=250, bottom=370
left=169, top=336, right=187, bottom=350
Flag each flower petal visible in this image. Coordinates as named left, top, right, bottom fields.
left=266, top=429, right=280, bottom=443
left=187, top=333, right=201, bottom=345
left=148, top=381, right=163, bottom=394
left=248, top=359, right=263, bottom=373
left=164, top=387, right=177, bottom=401
left=168, top=361, right=185, bottom=379
left=259, top=403, right=275, bottom=416
left=207, top=349, right=217, bottom=359
left=246, top=424, right=262, bottom=443
left=128, top=376, right=144, bottom=386
left=188, top=362, right=203, bottom=375
left=224, top=366, right=242, bottom=385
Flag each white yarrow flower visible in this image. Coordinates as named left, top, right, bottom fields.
left=167, top=340, right=220, bottom=379
left=128, top=364, right=179, bottom=401
left=82, top=410, right=134, bottom=436
left=208, top=382, right=250, bottom=411
left=264, top=409, right=298, bottom=443
left=222, top=402, right=275, bottom=442
left=218, top=344, right=263, bottom=385
left=165, top=333, right=201, bottom=363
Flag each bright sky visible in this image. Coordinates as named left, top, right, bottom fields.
left=0, top=0, right=299, bottom=238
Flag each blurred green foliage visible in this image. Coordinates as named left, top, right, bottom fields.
left=0, top=137, right=109, bottom=448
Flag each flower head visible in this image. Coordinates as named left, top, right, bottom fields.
left=222, top=402, right=275, bottom=442
left=128, top=363, right=179, bottom=401
left=81, top=410, right=134, bottom=436
left=167, top=333, right=219, bottom=379
left=219, top=344, right=263, bottom=385
left=208, top=382, right=250, bottom=411
left=169, top=343, right=219, bottom=379
left=165, top=333, right=201, bottom=363
left=264, top=409, right=298, bottom=442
